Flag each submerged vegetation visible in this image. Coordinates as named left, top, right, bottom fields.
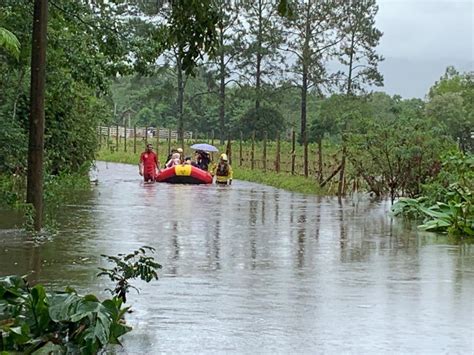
left=0, top=247, right=160, bottom=353
left=392, top=153, right=473, bottom=236
left=0, top=171, right=92, bottom=232
left=98, top=246, right=162, bottom=303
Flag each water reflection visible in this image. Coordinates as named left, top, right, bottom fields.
left=0, top=161, right=473, bottom=353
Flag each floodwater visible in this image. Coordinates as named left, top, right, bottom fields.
left=0, top=161, right=473, bottom=354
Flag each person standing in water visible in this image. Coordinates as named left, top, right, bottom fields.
left=213, top=153, right=233, bottom=185
left=139, top=143, right=160, bottom=182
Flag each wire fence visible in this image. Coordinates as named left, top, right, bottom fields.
left=98, top=125, right=343, bottom=183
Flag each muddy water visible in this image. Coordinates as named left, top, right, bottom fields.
left=0, top=161, right=473, bottom=353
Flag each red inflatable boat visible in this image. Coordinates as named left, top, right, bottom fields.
left=156, top=164, right=213, bottom=184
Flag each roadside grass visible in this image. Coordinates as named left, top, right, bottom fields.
left=233, top=166, right=328, bottom=195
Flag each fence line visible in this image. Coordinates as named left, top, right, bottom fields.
left=97, top=126, right=193, bottom=140
left=98, top=126, right=347, bottom=191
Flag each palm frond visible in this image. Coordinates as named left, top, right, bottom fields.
left=0, top=27, right=20, bottom=59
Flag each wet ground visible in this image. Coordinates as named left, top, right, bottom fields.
left=0, top=161, right=473, bottom=353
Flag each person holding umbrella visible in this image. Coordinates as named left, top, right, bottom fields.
left=195, top=150, right=211, bottom=171
left=190, top=143, right=218, bottom=171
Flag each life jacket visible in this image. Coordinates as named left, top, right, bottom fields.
left=216, top=162, right=229, bottom=176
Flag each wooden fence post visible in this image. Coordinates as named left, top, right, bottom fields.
left=275, top=132, right=281, bottom=173
left=239, top=131, right=243, bottom=167
left=124, top=123, right=127, bottom=153
left=263, top=131, right=267, bottom=172
left=251, top=130, right=255, bottom=170
left=156, top=127, right=160, bottom=156
left=317, top=139, right=323, bottom=184
left=115, top=124, right=119, bottom=152
left=291, top=129, right=296, bottom=175
left=226, top=136, right=232, bottom=165
left=187, top=130, right=192, bottom=145
left=107, top=126, right=110, bottom=149
left=211, top=129, right=215, bottom=146
left=133, top=125, right=137, bottom=154
left=168, top=128, right=172, bottom=156
left=304, top=136, right=308, bottom=178
left=145, top=126, right=148, bottom=146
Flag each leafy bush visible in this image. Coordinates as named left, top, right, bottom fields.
left=0, top=116, right=27, bottom=174
left=98, top=246, right=162, bottom=303
left=0, top=174, right=25, bottom=207
left=0, top=275, right=130, bottom=353
left=0, top=247, right=161, bottom=354
left=392, top=152, right=473, bottom=236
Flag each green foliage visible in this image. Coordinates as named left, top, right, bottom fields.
left=98, top=246, right=162, bottom=303
left=392, top=152, right=473, bottom=236
left=164, top=1, right=219, bottom=75
left=44, top=82, right=106, bottom=175
left=346, top=92, right=452, bottom=199
left=236, top=0, right=285, bottom=93
left=391, top=197, right=427, bottom=219
left=1, top=1, right=115, bottom=177
left=238, top=106, right=286, bottom=140
left=0, top=26, right=20, bottom=59
left=0, top=115, right=28, bottom=175
left=123, top=0, right=219, bottom=76
left=0, top=275, right=131, bottom=354
left=337, top=0, right=383, bottom=94
left=422, top=152, right=473, bottom=203
left=0, top=248, right=161, bottom=353
left=0, top=174, right=25, bottom=207
left=19, top=203, right=35, bottom=233
left=0, top=171, right=91, bottom=233
left=310, top=94, right=370, bottom=141
left=428, top=66, right=465, bottom=98
left=426, top=67, right=474, bottom=152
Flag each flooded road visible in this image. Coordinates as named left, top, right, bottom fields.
left=0, top=161, right=473, bottom=353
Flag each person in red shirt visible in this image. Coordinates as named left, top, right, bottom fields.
left=139, top=144, right=160, bottom=182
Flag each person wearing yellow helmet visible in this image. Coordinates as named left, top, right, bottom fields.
left=213, top=153, right=233, bottom=185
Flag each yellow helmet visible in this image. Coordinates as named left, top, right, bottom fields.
left=220, top=153, right=228, bottom=161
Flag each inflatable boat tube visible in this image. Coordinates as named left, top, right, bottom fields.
left=156, top=165, right=213, bottom=184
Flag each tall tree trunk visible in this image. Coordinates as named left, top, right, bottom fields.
left=176, top=56, right=184, bottom=148
left=219, top=23, right=226, bottom=145
left=317, top=137, right=323, bottom=183
left=27, top=0, right=48, bottom=231
left=346, top=31, right=355, bottom=96
left=301, top=66, right=308, bottom=177
left=338, top=31, right=355, bottom=198
left=337, top=144, right=346, bottom=199
left=300, top=4, right=311, bottom=177
left=255, top=1, right=262, bottom=112
left=255, top=51, right=261, bottom=111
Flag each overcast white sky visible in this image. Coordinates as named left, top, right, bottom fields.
left=374, top=0, right=473, bottom=98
